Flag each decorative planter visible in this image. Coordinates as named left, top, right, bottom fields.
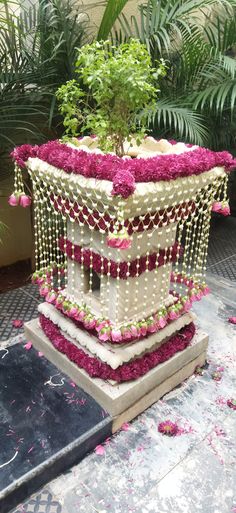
left=12, top=136, right=235, bottom=418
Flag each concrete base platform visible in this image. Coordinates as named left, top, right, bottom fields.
left=25, top=319, right=208, bottom=428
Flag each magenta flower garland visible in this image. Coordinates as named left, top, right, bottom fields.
left=11, top=140, right=236, bottom=198
left=39, top=314, right=195, bottom=382
left=59, top=237, right=179, bottom=279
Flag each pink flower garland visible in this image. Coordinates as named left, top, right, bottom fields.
left=39, top=314, right=195, bottom=382
left=11, top=140, right=236, bottom=198
left=33, top=268, right=209, bottom=343
left=58, top=237, right=179, bottom=279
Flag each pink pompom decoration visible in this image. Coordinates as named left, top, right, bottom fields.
left=8, top=193, right=19, bottom=206
left=19, top=194, right=32, bottom=207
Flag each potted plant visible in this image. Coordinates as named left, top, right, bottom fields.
left=10, top=38, right=234, bottom=407
left=56, top=39, right=166, bottom=156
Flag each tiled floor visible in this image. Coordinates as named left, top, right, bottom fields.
left=0, top=286, right=41, bottom=341
left=13, top=490, right=62, bottom=513
left=0, top=215, right=235, bottom=513
left=8, top=274, right=236, bottom=513
left=207, top=216, right=236, bottom=281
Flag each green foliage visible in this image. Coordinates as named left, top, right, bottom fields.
left=97, top=0, right=130, bottom=41
left=0, top=0, right=89, bottom=180
left=56, top=39, right=166, bottom=156
left=112, top=0, right=236, bottom=150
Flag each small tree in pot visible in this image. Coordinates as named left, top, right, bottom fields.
left=56, top=39, right=166, bottom=156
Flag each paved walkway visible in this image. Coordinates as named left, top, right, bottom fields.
left=0, top=216, right=235, bottom=513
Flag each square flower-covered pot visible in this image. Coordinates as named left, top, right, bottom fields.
left=11, top=136, right=235, bottom=391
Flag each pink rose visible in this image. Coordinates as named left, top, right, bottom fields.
left=46, top=292, right=56, bottom=303
left=139, top=323, right=147, bottom=336
left=147, top=321, right=158, bottom=333
left=221, top=205, right=230, bottom=216
left=195, top=292, right=202, bottom=301
left=212, top=201, right=222, bottom=213
left=19, top=194, right=32, bottom=207
left=68, top=307, right=78, bottom=318
left=183, top=300, right=191, bottom=312
left=228, top=317, right=236, bottom=325
left=107, top=237, right=132, bottom=249
left=96, top=321, right=107, bottom=332
left=130, top=325, right=139, bottom=337
left=39, top=285, right=49, bottom=297
left=169, top=310, right=179, bottom=321
left=78, top=310, right=86, bottom=321
left=8, top=193, right=19, bottom=206
left=158, top=317, right=167, bottom=329
left=122, top=328, right=132, bottom=340
left=84, top=318, right=96, bottom=330
left=111, top=329, right=122, bottom=342
left=99, top=329, right=110, bottom=342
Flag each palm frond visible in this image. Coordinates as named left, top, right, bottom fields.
left=97, top=0, right=130, bottom=41
left=204, top=16, right=236, bottom=53
left=149, top=99, right=208, bottom=145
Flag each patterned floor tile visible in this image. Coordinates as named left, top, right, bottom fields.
left=12, top=489, right=62, bottom=513
left=210, top=215, right=236, bottom=242
left=207, top=255, right=236, bottom=282
left=22, top=283, right=43, bottom=303
left=0, top=288, right=39, bottom=341
left=207, top=237, right=236, bottom=268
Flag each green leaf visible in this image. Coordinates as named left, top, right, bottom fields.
left=97, top=0, right=130, bottom=41
left=150, top=99, right=208, bottom=145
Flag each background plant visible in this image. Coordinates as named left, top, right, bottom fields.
left=110, top=0, right=236, bottom=151
left=0, top=0, right=90, bottom=182
left=56, top=39, right=166, bottom=156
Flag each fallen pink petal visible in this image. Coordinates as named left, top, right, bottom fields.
left=227, top=399, right=236, bottom=410
left=95, top=445, right=105, bottom=455
left=24, top=342, right=32, bottom=350
left=228, top=317, right=236, bottom=325
left=121, top=422, right=130, bottom=431
left=12, top=319, right=23, bottom=328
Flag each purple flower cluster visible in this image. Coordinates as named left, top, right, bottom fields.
left=39, top=314, right=195, bottom=382
left=59, top=237, right=179, bottom=279
left=11, top=140, right=236, bottom=198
